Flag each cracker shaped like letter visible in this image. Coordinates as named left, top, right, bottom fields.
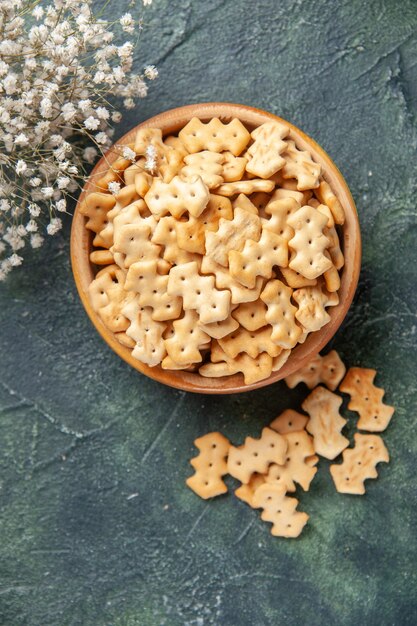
left=245, top=121, right=289, bottom=179
left=252, top=483, right=309, bottom=538
left=260, top=279, right=302, bottom=349
left=302, top=386, right=349, bottom=460
left=339, top=367, right=395, bottom=432
left=285, top=350, right=346, bottom=391
left=227, top=427, right=287, bottom=484
left=265, top=431, right=318, bottom=492
left=145, top=175, right=210, bottom=218
left=330, top=433, right=389, bottom=495
left=186, top=432, right=231, bottom=499
left=167, top=261, right=231, bottom=324
left=287, top=205, right=332, bottom=280
left=205, top=207, right=262, bottom=267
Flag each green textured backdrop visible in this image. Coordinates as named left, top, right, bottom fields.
left=1, top=1, right=417, bottom=625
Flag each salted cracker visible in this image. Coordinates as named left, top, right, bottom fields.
left=125, top=260, right=182, bottom=322
left=285, top=350, right=346, bottom=391
left=245, top=121, right=289, bottom=178
left=145, top=175, right=210, bottom=219
left=265, top=431, right=318, bottom=492
left=282, top=140, right=321, bottom=190
left=198, top=315, right=239, bottom=339
left=269, top=409, right=309, bottom=434
left=90, top=249, right=114, bottom=266
left=231, top=299, right=267, bottom=332
left=287, top=205, right=332, bottom=279
left=260, top=279, right=302, bottom=349
left=222, top=151, right=247, bottom=182
left=235, top=473, right=265, bottom=507
left=167, top=261, right=231, bottom=324
left=339, top=367, right=395, bottom=432
left=199, top=349, right=273, bottom=385
left=79, top=192, right=116, bottom=246
left=205, top=207, right=261, bottom=267
left=186, top=432, right=231, bottom=499
left=214, top=179, right=275, bottom=197
left=164, top=310, right=210, bottom=365
left=227, top=427, right=287, bottom=484
left=178, top=117, right=251, bottom=156
left=231, top=193, right=258, bottom=215
left=279, top=267, right=317, bottom=288
left=174, top=194, right=233, bottom=255
left=252, top=483, right=309, bottom=538
left=151, top=216, right=200, bottom=266
left=200, top=255, right=264, bottom=305
left=315, top=180, right=345, bottom=225
left=261, top=197, right=300, bottom=241
left=330, top=433, right=389, bottom=495
left=125, top=306, right=167, bottom=367
left=218, top=326, right=282, bottom=359
left=302, top=386, right=349, bottom=459
left=181, top=150, right=224, bottom=189
left=292, top=284, right=335, bottom=333
left=111, top=222, right=162, bottom=268
left=228, top=229, right=288, bottom=288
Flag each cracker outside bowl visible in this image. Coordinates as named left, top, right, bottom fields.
left=71, top=102, right=361, bottom=394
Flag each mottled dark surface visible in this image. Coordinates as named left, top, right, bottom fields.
left=1, top=1, right=417, bottom=625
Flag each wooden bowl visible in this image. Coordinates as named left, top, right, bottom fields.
left=71, top=103, right=361, bottom=394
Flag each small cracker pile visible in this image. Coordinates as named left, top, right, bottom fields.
left=186, top=353, right=394, bottom=538
left=83, top=116, right=345, bottom=384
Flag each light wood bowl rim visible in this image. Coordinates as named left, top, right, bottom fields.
left=70, top=102, right=361, bottom=394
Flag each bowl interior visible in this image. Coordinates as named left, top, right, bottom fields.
left=71, top=102, right=361, bottom=394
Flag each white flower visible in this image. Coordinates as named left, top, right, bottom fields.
left=26, top=219, right=38, bottom=233
left=3, top=227, right=24, bottom=251
left=57, top=177, right=70, bottom=190
left=118, top=42, right=133, bottom=59
left=32, top=6, right=44, bottom=20
left=16, top=160, right=27, bottom=175
left=46, top=218, right=62, bottom=235
left=112, top=111, right=122, bottom=123
left=29, top=178, right=42, bottom=188
left=144, top=145, right=157, bottom=172
left=108, top=181, right=121, bottom=195
left=78, top=99, right=92, bottom=112
left=144, top=65, right=158, bottom=80
left=143, top=0, right=153, bottom=5
left=113, top=66, right=125, bottom=82
left=83, top=147, right=98, bottom=164
left=95, top=106, right=110, bottom=120
left=30, top=233, right=44, bottom=249
left=61, top=102, right=77, bottom=121
left=0, top=200, right=11, bottom=213
left=120, top=14, right=134, bottom=33
left=95, top=132, right=108, bottom=144
left=41, top=187, right=54, bottom=199
left=14, top=133, right=29, bottom=146
left=9, top=254, right=23, bottom=267
left=40, top=97, right=53, bottom=118
left=123, top=98, right=135, bottom=109
left=0, top=61, right=9, bottom=78
left=56, top=199, right=67, bottom=212
left=3, top=74, right=18, bottom=95
left=122, top=146, right=136, bottom=162
left=84, top=116, right=100, bottom=130
left=28, top=203, right=41, bottom=217
left=49, top=135, right=64, bottom=147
